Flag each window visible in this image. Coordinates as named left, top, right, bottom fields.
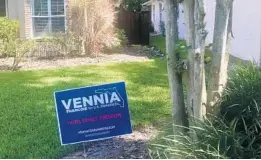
left=0, top=0, right=6, bottom=17
left=32, top=0, right=65, bottom=37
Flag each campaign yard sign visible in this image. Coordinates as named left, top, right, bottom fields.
left=54, top=82, right=132, bottom=145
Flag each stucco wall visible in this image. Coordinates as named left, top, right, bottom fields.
left=150, top=0, right=163, bottom=33
left=204, top=0, right=261, bottom=62
left=150, top=0, right=184, bottom=39
left=160, top=0, right=261, bottom=62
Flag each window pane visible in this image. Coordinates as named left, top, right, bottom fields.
left=33, top=17, right=49, bottom=37
left=51, top=17, right=65, bottom=33
left=51, top=0, right=64, bottom=15
left=33, top=0, right=48, bottom=16
left=0, top=0, right=6, bottom=17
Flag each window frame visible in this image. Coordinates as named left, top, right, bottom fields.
left=31, top=0, right=66, bottom=38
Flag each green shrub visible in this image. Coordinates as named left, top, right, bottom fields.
left=0, top=17, right=19, bottom=41
left=149, top=117, right=243, bottom=159
left=115, top=29, right=128, bottom=46
left=219, top=63, right=261, bottom=158
left=0, top=17, right=19, bottom=57
left=11, top=40, right=35, bottom=71
left=0, top=18, right=35, bottom=70
left=104, top=29, right=128, bottom=51
left=37, top=32, right=82, bottom=57
left=150, top=63, right=261, bottom=159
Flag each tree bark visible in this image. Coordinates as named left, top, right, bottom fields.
left=183, top=0, right=207, bottom=123
left=207, top=0, right=234, bottom=115
left=165, top=0, right=188, bottom=133
left=192, top=0, right=208, bottom=120
left=183, top=0, right=195, bottom=126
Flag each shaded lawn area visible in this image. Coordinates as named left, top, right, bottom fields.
left=0, top=60, right=171, bottom=158
left=150, top=36, right=166, bottom=54
left=150, top=35, right=250, bottom=65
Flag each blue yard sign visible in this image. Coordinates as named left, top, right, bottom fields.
left=54, top=82, right=132, bottom=145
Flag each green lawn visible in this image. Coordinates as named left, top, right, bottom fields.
left=150, top=36, right=166, bottom=54
left=150, top=35, right=250, bottom=65
left=0, top=60, right=171, bottom=158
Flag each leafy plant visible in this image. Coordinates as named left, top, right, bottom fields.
left=116, top=29, right=128, bottom=46
left=149, top=116, right=243, bottom=159
left=0, top=18, right=35, bottom=71
left=122, top=0, right=148, bottom=12
left=38, top=32, right=82, bottom=57
left=106, top=29, right=129, bottom=49
left=150, top=63, right=261, bottom=159
left=219, top=63, right=261, bottom=158
left=11, top=40, right=35, bottom=71
left=0, top=17, right=19, bottom=57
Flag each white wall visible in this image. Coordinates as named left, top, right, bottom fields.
left=178, top=4, right=185, bottom=40
left=205, top=0, right=261, bottom=62
left=151, top=0, right=164, bottom=33
left=178, top=0, right=261, bottom=62
left=150, top=0, right=185, bottom=39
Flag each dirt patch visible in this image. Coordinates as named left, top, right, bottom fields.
left=0, top=47, right=158, bottom=71
left=63, top=126, right=157, bottom=159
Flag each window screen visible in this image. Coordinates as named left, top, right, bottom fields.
left=32, top=0, right=65, bottom=37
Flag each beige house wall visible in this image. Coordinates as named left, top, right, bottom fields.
left=6, top=0, right=26, bottom=38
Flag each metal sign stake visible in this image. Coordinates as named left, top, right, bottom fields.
left=83, top=143, right=87, bottom=158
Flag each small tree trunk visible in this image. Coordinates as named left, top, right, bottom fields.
left=183, top=0, right=196, bottom=126
left=192, top=0, right=208, bottom=120
left=207, top=0, right=234, bottom=115
left=183, top=0, right=207, bottom=123
left=165, top=0, right=188, bottom=133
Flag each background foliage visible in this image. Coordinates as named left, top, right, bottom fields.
left=122, top=0, right=148, bottom=12
left=0, top=18, right=35, bottom=70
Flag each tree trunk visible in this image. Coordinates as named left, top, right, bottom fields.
left=165, top=0, right=188, bottom=133
left=192, top=0, right=208, bottom=120
left=183, top=0, right=207, bottom=123
left=207, top=0, right=234, bottom=115
left=183, top=0, right=195, bottom=126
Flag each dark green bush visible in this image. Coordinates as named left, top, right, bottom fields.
left=220, top=63, right=261, bottom=158
left=150, top=63, right=261, bottom=159
left=149, top=116, right=243, bottom=159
